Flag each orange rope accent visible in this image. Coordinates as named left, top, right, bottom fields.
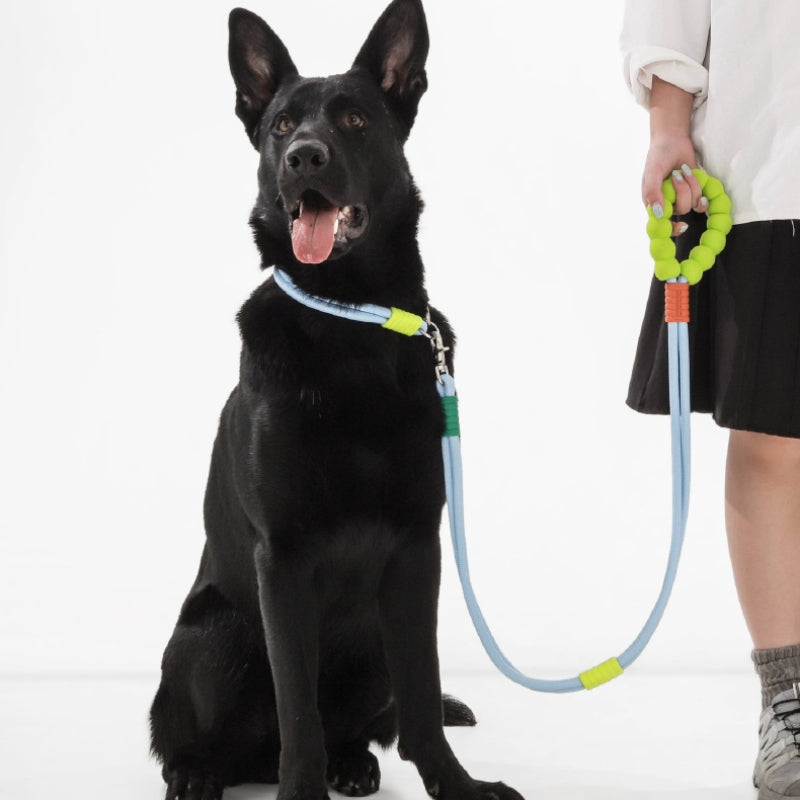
left=664, top=281, right=690, bottom=324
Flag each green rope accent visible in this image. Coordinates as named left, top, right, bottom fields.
left=441, top=395, right=460, bottom=438
left=579, top=657, right=624, bottom=690
left=382, top=307, right=424, bottom=336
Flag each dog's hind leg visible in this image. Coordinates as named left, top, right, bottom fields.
left=150, top=585, right=280, bottom=799
left=325, top=745, right=381, bottom=798
left=323, top=697, right=396, bottom=797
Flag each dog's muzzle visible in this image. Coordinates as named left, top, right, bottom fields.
left=285, top=189, right=368, bottom=264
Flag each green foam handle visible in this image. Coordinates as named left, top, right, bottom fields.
left=646, top=168, right=733, bottom=285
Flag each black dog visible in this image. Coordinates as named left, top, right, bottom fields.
left=150, top=2, right=525, bottom=799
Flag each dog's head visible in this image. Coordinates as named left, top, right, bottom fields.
left=229, top=0, right=428, bottom=271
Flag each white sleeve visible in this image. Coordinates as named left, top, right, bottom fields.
left=620, top=0, right=711, bottom=109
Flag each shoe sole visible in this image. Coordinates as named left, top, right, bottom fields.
left=757, top=782, right=799, bottom=799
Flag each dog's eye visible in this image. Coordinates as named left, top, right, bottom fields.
left=273, top=114, right=294, bottom=135
left=345, top=111, right=366, bottom=129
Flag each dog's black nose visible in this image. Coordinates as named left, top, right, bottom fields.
left=285, top=139, right=330, bottom=175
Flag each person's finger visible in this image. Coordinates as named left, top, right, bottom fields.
left=671, top=169, right=694, bottom=215
left=643, top=177, right=665, bottom=218
left=642, top=156, right=670, bottom=216
left=672, top=220, right=690, bottom=237
left=679, top=163, right=707, bottom=213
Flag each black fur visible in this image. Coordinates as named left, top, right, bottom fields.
left=149, top=3, right=525, bottom=799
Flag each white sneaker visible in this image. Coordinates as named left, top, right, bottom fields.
left=755, top=683, right=800, bottom=799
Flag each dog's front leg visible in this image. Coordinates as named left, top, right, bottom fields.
left=379, top=534, right=525, bottom=800
left=379, top=534, right=470, bottom=795
left=255, top=541, right=328, bottom=800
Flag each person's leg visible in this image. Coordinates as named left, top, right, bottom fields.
left=726, top=430, right=800, bottom=798
left=725, top=429, right=800, bottom=653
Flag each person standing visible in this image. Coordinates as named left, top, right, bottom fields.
left=621, top=3, right=800, bottom=797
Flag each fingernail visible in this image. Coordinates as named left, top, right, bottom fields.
left=699, top=196, right=709, bottom=209
left=653, top=203, right=664, bottom=219
left=677, top=222, right=689, bottom=235
left=682, top=164, right=694, bottom=177
left=672, top=170, right=685, bottom=182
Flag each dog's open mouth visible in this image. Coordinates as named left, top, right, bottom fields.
left=289, top=190, right=368, bottom=264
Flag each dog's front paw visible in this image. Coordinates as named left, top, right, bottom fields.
left=162, top=766, right=222, bottom=800
left=427, top=778, right=525, bottom=800
left=327, top=749, right=380, bottom=796
left=276, top=780, right=330, bottom=800
left=471, top=780, right=526, bottom=800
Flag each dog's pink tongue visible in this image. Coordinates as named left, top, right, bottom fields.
left=291, top=203, right=339, bottom=264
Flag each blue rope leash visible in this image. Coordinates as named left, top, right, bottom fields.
left=435, top=280, right=690, bottom=692
left=274, top=268, right=429, bottom=336
left=273, top=247, right=707, bottom=691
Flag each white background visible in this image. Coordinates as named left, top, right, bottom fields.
left=0, top=0, right=751, bottom=685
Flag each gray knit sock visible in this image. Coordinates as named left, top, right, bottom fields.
left=752, top=644, right=800, bottom=708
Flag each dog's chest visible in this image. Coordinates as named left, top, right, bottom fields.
left=238, top=297, right=447, bottom=523
left=260, top=319, right=442, bottom=451
left=291, top=369, right=441, bottom=490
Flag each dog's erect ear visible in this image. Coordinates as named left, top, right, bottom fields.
left=352, top=0, right=429, bottom=137
left=229, top=8, right=298, bottom=148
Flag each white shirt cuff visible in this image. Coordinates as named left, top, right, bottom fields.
left=624, top=46, right=709, bottom=110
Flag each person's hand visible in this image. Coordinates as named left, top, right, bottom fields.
left=642, top=134, right=708, bottom=236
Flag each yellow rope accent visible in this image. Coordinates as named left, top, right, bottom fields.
left=579, top=657, right=624, bottom=690
left=382, top=308, right=423, bottom=336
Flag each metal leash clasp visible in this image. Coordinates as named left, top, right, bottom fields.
left=425, top=315, right=450, bottom=383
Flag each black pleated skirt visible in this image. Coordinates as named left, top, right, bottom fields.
left=627, top=215, right=800, bottom=439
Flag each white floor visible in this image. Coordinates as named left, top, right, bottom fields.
left=0, top=671, right=761, bottom=800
